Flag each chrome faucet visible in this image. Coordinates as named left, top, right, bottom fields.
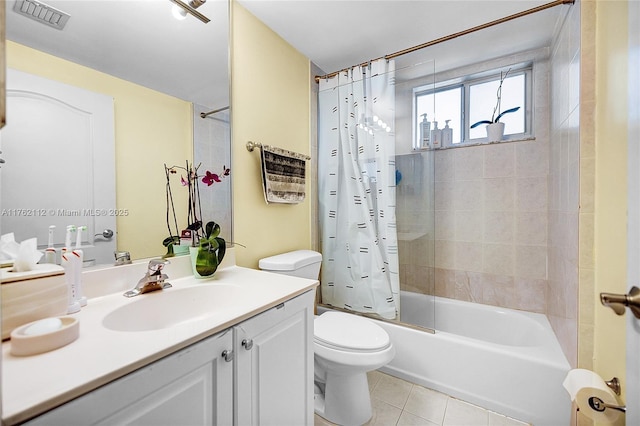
left=123, top=259, right=172, bottom=297
left=114, top=250, right=132, bottom=266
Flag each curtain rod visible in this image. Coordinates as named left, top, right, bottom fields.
left=200, top=106, right=230, bottom=118
left=314, top=0, right=574, bottom=82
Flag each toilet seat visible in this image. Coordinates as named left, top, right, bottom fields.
left=314, top=311, right=390, bottom=353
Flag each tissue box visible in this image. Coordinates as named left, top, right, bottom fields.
left=1, top=265, right=67, bottom=340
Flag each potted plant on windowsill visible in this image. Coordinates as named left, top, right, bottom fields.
left=470, top=68, right=520, bottom=142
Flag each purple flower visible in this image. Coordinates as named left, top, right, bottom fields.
left=202, top=170, right=221, bottom=186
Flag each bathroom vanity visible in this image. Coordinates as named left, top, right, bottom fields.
left=1, top=251, right=317, bottom=425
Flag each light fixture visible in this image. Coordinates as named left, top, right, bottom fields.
left=169, top=0, right=210, bottom=24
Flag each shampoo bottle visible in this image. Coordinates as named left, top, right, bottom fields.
left=442, top=120, right=453, bottom=147
left=74, top=226, right=87, bottom=307
left=431, top=121, right=442, bottom=149
left=420, top=114, right=431, bottom=149
left=62, top=225, right=81, bottom=314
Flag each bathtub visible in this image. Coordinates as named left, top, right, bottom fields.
left=319, top=291, right=571, bottom=425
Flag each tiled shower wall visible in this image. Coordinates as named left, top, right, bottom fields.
left=397, top=6, right=580, bottom=365
left=398, top=61, right=552, bottom=316
left=193, top=104, right=232, bottom=242
left=548, top=0, right=581, bottom=368
left=432, top=137, right=549, bottom=313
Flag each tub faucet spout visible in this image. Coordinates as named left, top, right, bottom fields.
left=123, top=259, right=172, bottom=297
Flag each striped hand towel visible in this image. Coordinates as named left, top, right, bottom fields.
left=260, top=146, right=307, bottom=204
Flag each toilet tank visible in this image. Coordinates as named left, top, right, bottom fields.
left=258, top=250, right=322, bottom=279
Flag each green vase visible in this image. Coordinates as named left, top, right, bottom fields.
left=189, top=246, right=211, bottom=279
left=189, top=242, right=225, bottom=279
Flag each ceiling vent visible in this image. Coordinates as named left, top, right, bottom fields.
left=13, top=0, right=70, bottom=30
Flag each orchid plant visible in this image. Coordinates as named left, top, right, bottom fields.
left=470, top=68, right=521, bottom=129
left=163, top=161, right=230, bottom=259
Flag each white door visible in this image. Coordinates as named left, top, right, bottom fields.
left=627, top=1, right=640, bottom=422
left=1, top=69, right=116, bottom=266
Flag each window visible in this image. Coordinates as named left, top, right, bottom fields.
left=468, top=73, right=526, bottom=139
left=413, top=66, right=532, bottom=149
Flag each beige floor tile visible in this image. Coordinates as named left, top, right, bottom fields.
left=443, top=398, right=489, bottom=426
left=368, top=370, right=385, bottom=393
left=366, top=398, right=403, bottom=426
left=403, top=385, right=449, bottom=425
left=315, top=371, right=526, bottom=426
left=397, top=410, right=440, bottom=425
left=371, top=373, right=413, bottom=409
left=314, top=413, right=336, bottom=426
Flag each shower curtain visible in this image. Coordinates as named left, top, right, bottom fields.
left=318, top=59, right=399, bottom=320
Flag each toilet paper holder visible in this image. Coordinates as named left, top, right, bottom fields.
left=588, top=396, right=626, bottom=414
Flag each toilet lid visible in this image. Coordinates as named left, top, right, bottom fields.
left=314, top=311, right=390, bottom=352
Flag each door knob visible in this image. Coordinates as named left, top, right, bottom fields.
left=95, top=229, right=114, bottom=239
left=600, top=286, right=640, bottom=319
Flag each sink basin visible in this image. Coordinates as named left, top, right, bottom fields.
left=102, top=284, right=243, bottom=332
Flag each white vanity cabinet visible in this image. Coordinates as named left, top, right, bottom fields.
left=234, top=290, right=315, bottom=426
left=25, top=330, right=234, bottom=426
left=22, top=289, right=315, bottom=426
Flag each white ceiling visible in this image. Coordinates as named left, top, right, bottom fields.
left=5, top=0, right=571, bottom=106
left=5, top=0, right=230, bottom=109
left=238, top=0, right=569, bottom=77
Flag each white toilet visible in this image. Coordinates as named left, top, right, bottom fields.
left=259, top=250, right=395, bottom=426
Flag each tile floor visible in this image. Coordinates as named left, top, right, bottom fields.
left=314, top=371, right=530, bottom=426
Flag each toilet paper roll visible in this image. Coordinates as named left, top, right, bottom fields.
left=562, top=369, right=621, bottom=423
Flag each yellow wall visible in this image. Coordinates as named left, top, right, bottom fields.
left=6, top=41, right=192, bottom=260
left=230, top=2, right=312, bottom=268
left=592, top=0, right=628, bottom=398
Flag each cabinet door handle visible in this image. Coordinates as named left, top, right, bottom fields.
left=242, top=339, right=253, bottom=350
left=221, top=349, right=234, bottom=362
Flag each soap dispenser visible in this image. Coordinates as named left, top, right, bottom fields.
left=442, top=120, right=453, bottom=147
left=420, top=114, right=431, bottom=149
left=431, top=121, right=442, bottom=149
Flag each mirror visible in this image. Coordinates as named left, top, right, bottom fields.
left=2, top=0, right=231, bottom=265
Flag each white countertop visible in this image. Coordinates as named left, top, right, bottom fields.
left=2, top=254, right=318, bottom=425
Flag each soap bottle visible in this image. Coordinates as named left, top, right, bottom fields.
left=442, top=120, right=453, bottom=148
left=62, top=225, right=81, bottom=314
left=431, top=121, right=442, bottom=149
left=420, top=114, right=431, bottom=149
